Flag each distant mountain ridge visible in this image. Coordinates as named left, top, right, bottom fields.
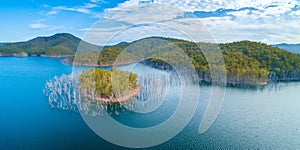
left=0, top=33, right=100, bottom=57
left=273, top=43, right=300, bottom=54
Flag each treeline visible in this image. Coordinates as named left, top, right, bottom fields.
left=70, top=37, right=300, bottom=86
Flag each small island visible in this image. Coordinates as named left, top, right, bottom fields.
left=79, top=67, right=140, bottom=104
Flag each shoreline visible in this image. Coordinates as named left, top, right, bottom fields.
left=80, top=86, right=141, bottom=104
left=0, top=53, right=71, bottom=58
left=2, top=55, right=299, bottom=87
left=63, top=57, right=145, bottom=67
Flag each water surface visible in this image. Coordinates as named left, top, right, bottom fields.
left=1, top=57, right=300, bottom=149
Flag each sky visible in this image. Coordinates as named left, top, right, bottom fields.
left=1, top=0, right=300, bottom=44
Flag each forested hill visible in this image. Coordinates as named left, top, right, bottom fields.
left=0, top=33, right=99, bottom=56
left=2, top=33, right=300, bottom=86
left=70, top=37, right=300, bottom=86
left=218, top=41, right=300, bottom=85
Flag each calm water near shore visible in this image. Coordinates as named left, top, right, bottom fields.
left=1, top=57, right=300, bottom=149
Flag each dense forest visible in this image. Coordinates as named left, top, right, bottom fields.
left=1, top=33, right=300, bottom=86
left=0, top=33, right=99, bottom=56
left=70, top=37, right=300, bottom=86
left=79, top=67, right=138, bottom=100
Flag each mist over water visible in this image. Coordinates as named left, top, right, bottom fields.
left=1, top=57, right=300, bottom=149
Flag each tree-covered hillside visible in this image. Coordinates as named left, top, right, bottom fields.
left=2, top=33, right=299, bottom=86
left=219, top=41, right=300, bottom=84
left=0, top=33, right=99, bottom=56
left=70, top=37, right=300, bottom=86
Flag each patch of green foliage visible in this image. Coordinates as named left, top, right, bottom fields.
left=73, top=37, right=300, bottom=85
left=79, top=67, right=138, bottom=98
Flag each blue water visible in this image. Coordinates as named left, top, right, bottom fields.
left=0, top=57, right=120, bottom=149
left=1, top=57, right=300, bottom=149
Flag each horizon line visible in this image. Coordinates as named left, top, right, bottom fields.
left=0, top=32, right=299, bottom=46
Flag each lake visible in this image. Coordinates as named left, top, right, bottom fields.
left=1, top=57, right=300, bottom=149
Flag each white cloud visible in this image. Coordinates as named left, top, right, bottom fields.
left=260, top=2, right=296, bottom=17
left=84, top=3, right=98, bottom=8
left=227, top=10, right=251, bottom=17
left=116, top=0, right=296, bottom=13
left=198, top=14, right=300, bottom=44
left=29, top=19, right=50, bottom=29
left=114, top=0, right=297, bottom=20
left=48, top=3, right=99, bottom=15
left=47, top=10, right=58, bottom=15
left=80, top=0, right=300, bottom=44
left=53, top=6, right=90, bottom=14
left=103, top=3, right=184, bottom=24
left=29, top=19, right=66, bottom=31
left=290, top=10, right=300, bottom=16
left=90, top=0, right=107, bottom=4
left=29, top=23, right=49, bottom=29
left=82, top=3, right=216, bottom=45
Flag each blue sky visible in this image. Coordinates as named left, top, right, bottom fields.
left=1, top=0, right=300, bottom=44
left=0, top=0, right=126, bottom=42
